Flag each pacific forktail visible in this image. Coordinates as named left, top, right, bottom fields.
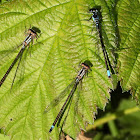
left=44, top=61, right=92, bottom=133
left=89, top=8, right=111, bottom=78
left=0, top=27, right=40, bottom=87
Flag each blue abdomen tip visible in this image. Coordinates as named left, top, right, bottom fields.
left=107, top=70, right=111, bottom=77
left=49, top=125, right=55, bottom=133
left=51, top=125, right=54, bottom=129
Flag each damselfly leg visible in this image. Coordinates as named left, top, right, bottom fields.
left=44, top=80, right=76, bottom=113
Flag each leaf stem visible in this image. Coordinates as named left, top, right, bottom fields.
left=108, top=120, right=119, bottom=137
left=87, top=106, right=140, bottom=130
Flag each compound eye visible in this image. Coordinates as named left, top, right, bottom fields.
left=89, top=9, right=93, bottom=12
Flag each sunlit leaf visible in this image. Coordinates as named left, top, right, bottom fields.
left=117, top=0, right=140, bottom=103
left=0, top=0, right=119, bottom=139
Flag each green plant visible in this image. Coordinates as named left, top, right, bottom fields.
left=0, top=0, right=139, bottom=139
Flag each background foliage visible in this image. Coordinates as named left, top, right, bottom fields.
left=0, top=0, right=139, bottom=139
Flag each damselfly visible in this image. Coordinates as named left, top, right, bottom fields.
left=89, top=8, right=111, bottom=78
left=44, top=61, right=93, bottom=133
left=0, top=27, right=41, bottom=87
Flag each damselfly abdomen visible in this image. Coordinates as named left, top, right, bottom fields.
left=89, top=8, right=111, bottom=78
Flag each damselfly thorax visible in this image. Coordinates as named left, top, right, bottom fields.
left=76, top=63, right=90, bottom=82
left=23, top=29, right=37, bottom=47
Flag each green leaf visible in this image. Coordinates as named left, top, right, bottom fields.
left=117, top=0, right=140, bottom=102
left=0, top=134, right=10, bottom=140
left=0, top=0, right=9, bottom=4
left=0, top=0, right=118, bottom=139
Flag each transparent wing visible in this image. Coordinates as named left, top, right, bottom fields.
left=10, top=49, right=25, bottom=90
left=44, top=80, right=76, bottom=113
left=0, top=43, right=23, bottom=66
left=58, top=82, right=81, bottom=133
left=72, top=81, right=82, bottom=124
left=58, top=91, right=74, bottom=132
left=10, top=44, right=33, bottom=89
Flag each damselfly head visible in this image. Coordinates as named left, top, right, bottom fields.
left=29, top=28, right=37, bottom=35
left=89, top=8, right=98, bottom=15
left=81, top=63, right=89, bottom=70
left=27, top=28, right=37, bottom=37
left=82, top=60, right=93, bottom=71
left=27, top=27, right=41, bottom=39
left=28, top=27, right=41, bottom=36
left=31, top=26, right=41, bottom=34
